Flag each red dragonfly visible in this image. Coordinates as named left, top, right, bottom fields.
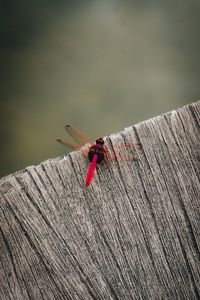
left=57, top=125, right=106, bottom=186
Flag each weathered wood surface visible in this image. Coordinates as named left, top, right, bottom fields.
left=0, top=101, right=200, bottom=300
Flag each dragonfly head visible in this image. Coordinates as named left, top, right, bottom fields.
left=96, top=138, right=104, bottom=145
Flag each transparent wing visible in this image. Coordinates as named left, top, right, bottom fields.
left=65, top=125, right=92, bottom=145
left=56, top=139, right=80, bottom=150
left=103, top=146, right=117, bottom=161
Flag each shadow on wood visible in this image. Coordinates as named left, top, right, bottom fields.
left=1, top=101, right=200, bottom=299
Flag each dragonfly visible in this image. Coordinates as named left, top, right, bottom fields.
left=57, top=125, right=106, bottom=186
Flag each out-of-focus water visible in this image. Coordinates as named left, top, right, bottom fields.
left=1, top=1, right=200, bottom=178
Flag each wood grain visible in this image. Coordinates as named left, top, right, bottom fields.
left=0, top=101, right=200, bottom=299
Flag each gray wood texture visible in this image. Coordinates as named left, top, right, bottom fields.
left=0, top=101, right=200, bottom=300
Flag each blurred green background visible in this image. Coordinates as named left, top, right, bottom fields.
left=1, top=0, right=200, bottom=178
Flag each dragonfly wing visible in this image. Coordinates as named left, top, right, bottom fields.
left=86, top=154, right=97, bottom=186
left=65, top=125, right=92, bottom=146
left=56, top=139, right=80, bottom=150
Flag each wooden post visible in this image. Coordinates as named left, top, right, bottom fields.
left=1, top=101, right=200, bottom=299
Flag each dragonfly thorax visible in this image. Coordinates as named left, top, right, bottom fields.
left=88, top=138, right=105, bottom=164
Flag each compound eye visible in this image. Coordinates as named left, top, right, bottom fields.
left=96, top=138, right=104, bottom=145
